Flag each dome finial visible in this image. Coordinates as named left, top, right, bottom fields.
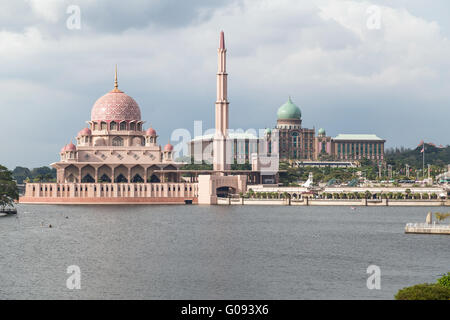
left=114, top=64, right=118, bottom=89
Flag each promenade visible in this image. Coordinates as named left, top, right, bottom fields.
left=218, top=198, right=449, bottom=206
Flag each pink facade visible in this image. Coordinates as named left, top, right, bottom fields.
left=21, top=67, right=189, bottom=204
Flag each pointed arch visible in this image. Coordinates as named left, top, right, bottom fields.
left=114, top=165, right=128, bottom=182
left=110, top=121, right=117, bottom=131
left=81, top=165, right=95, bottom=183
left=98, top=165, right=112, bottom=182
left=112, top=136, right=124, bottom=146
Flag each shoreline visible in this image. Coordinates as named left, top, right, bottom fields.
left=218, top=198, right=450, bottom=206
left=18, top=197, right=449, bottom=206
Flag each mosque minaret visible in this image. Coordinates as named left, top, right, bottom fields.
left=213, top=31, right=230, bottom=172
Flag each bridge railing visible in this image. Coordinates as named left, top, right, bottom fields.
left=406, top=223, right=450, bottom=229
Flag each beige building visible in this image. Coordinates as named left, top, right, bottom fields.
left=265, top=99, right=386, bottom=163
left=314, top=133, right=385, bottom=162
left=269, top=97, right=315, bottom=160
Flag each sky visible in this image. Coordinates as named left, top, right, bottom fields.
left=1, top=0, right=450, bottom=169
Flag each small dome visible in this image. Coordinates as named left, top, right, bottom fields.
left=146, top=127, right=157, bottom=136
left=164, top=143, right=173, bottom=152
left=318, top=128, right=326, bottom=136
left=60, top=145, right=67, bottom=153
left=78, top=128, right=92, bottom=136
left=65, top=142, right=77, bottom=151
left=277, top=97, right=301, bottom=120
left=265, top=128, right=272, bottom=134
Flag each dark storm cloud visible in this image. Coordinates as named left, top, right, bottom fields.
left=80, top=0, right=237, bottom=32
left=0, top=0, right=237, bottom=34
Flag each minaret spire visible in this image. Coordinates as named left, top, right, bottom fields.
left=213, top=31, right=230, bottom=171
left=220, top=30, right=225, bottom=49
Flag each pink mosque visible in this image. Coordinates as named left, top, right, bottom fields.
left=20, top=31, right=250, bottom=204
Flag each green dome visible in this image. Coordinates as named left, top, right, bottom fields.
left=318, top=128, right=326, bottom=135
left=277, top=97, right=301, bottom=120
left=265, top=128, right=272, bottom=134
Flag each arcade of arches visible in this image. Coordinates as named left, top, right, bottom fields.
left=59, top=164, right=180, bottom=183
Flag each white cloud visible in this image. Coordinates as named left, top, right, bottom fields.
left=26, top=0, right=65, bottom=23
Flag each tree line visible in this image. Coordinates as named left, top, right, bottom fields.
left=11, top=166, right=57, bottom=184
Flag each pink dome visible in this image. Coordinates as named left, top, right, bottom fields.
left=91, top=89, right=141, bottom=121
left=60, top=145, right=67, bottom=153
left=78, top=128, right=92, bottom=136
left=164, top=143, right=173, bottom=152
left=65, top=142, right=77, bottom=151
left=146, top=128, right=156, bottom=136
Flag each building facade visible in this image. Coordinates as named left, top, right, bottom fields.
left=270, top=97, right=315, bottom=160
left=20, top=68, right=200, bottom=204
left=265, top=99, right=385, bottom=163
left=53, top=68, right=182, bottom=184
left=315, top=133, right=385, bottom=162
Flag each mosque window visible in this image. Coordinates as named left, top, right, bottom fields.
left=112, top=136, right=124, bottom=146
left=130, top=123, right=136, bottom=131
left=101, top=122, right=107, bottom=130
left=93, top=122, right=98, bottom=131
left=137, top=123, right=142, bottom=131
left=119, top=122, right=127, bottom=131
left=110, top=121, right=117, bottom=130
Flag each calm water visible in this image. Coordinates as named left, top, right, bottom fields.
left=0, top=204, right=448, bottom=300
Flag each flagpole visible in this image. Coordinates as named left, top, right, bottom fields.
left=422, top=142, right=425, bottom=181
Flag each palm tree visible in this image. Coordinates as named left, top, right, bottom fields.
left=435, top=213, right=450, bottom=224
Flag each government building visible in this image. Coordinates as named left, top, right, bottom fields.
left=264, top=97, right=385, bottom=163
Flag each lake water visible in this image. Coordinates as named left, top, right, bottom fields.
left=0, top=204, right=448, bottom=300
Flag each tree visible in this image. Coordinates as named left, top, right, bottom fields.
left=395, top=283, right=450, bottom=300
left=0, top=165, right=19, bottom=209
left=434, top=213, right=450, bottom=223
left=405, top=188, right=412, bottom=199
left=30, top=166, right=56, bottom=181
left=437, top=272, right=450, bottom=289
left=12, top=166, right=31, bottom=184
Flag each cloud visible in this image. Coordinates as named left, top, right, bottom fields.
left=1, top=0, right=450, bottom=168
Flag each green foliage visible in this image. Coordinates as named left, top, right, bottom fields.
left=11, top=166, right=31, bottom=184
left=279, top=162, right=358, bottom=186
left=231, top=162, right=252, bottom=170
left=0, top=165, right=19, bottom=209
left=395, top=283, right=450, bottom=300
left=386, top=143, right=450, bottom=178
left=437, top=273, right=450, bottom=289
left=12, top=166, right=56, bottom=183
left=434, top=213, right=450, bottom=222
left=180, top=161, right=213, bottom=171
